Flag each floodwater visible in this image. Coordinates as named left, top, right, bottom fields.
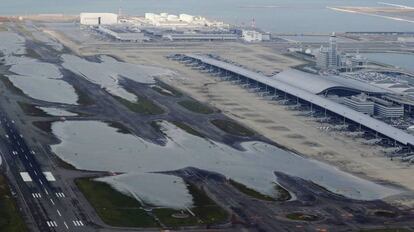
left=98, top=173, right=193, bottom=209
left=0, top=31, right=26, bottom=56
left=7, top=56, right=78, bottom=104
left=51, top=120, right=400, bottom=208
left=61, top=54, right=174, bottom=102
left=0, top=31, right=79, bottom=104
left=37, top=107, right=77, bottom=116
left=1, top=0, right=414, bottom=33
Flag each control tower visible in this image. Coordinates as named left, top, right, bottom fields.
left=328, top=32, right=338, bottom=68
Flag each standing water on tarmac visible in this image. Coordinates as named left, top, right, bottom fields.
left=51, top=120, right=400, bottom=208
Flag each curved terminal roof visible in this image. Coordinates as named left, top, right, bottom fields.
left=187, top=54, right=414, bottom=146
left=273, top=69, right=388, bottom=95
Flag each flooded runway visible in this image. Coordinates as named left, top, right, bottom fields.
left=51, top=120, right=401, bottom=208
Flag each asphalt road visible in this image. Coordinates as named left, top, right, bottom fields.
left=0, top=110, right=90, bottom=232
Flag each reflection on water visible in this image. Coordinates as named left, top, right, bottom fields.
left=62, top=54, right=174, bottom=102
left=0, top=31, right=79, bottom=104
left=98, top=173, right=193, bottom=209
left=51, top=120, right=400, bottom=208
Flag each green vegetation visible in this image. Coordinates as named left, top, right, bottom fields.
left=76, top=178, right=228, bottom=228
left=24, top=48, right=41, bottom=60
left=186, top=183, right=228, bottom=225
left=150, top=120, right=164, bottom=135
left=18, top=102, right=47, bottom=116
left=275, top=184, right=292, bottom=201
left=211, top=119, right=254, bottom=137
left=33, top=121, right=53, bottom=133
left=0, top=25, right=8, bottom=32
left=0, top=75, right=25, bottom=96
left=55, top=157, right=76, bottom=170
left=153, top=183, right=228, bottom=228
left=73, top=86, right=95, bottom=106
left=360, top=229, right=412, bottom=232
left=0, top=175, right=27, bottom=232
left=152, top=82, right=183, bottom=97
left=373, top=210, right=397, bottom=218
left=107, top=121, right=132, bottom=134
left=113, top=95, right=164, bottom=115
left=150, top=120, right=206, bottom=138
left=153, top=208, right=199, bottom=227
left=15, top=24, right=33, bottom=38
left=229, top=179, right=275, bottom=201
left=286, top=212, right=319, bottom=221
left=171, top=121, right=205, bottom=138
left=178, top=100, right=215, bottom=114
left=75, top=178, right=158, bottom=227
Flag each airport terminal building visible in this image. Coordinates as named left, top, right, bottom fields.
left=176, top=54, right=414, bottom=148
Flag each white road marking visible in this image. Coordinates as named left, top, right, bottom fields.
left=43, top=172, right=56, bottom=182
left=32, top=193, right=42, bottom=198
left=56, top=192, right=65, bottom=198
left=64, top=221, right=69, bottom=229
left=29, top=163, right=33, bottom=168
left=44, top=188, right=49, bottom=195
left=20, top=172, right=32, bottom=182
left=57, top=209, right=61, bottom=217
left=39, top=179, right=43, bottom=185
left=33, top=170, right=37, bottom=175
left=46, top=220, right=57, bottom=227
left=73, top=220, right=84, bottom=226
left=50, top=199, right=55, bottom=205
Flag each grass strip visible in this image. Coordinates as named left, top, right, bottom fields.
left=211, top=119, right=254, bottom=137
left=171, top=121, right=205, bottom=138
left=229, top=179, right=275, bottom=201
left=152, top=82, right=183, bottom=97
left=0, top=175, right=27, bottom=232
left=178, top=100, right=214, bottom=114
left=18, top=102, right=47, bottom=116
left=113, top=95, right=164, bottom=115
left=153, top=183, right=228, bottom=228
left=75, top=178, right=158, bottom=227
left=33, top=121, right=53, bottom=133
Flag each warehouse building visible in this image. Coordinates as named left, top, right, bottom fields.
left=80, top=13, right=118, bottom=25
